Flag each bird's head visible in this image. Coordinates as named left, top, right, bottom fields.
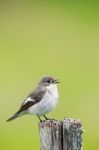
left=38, top=76, right=60, bottom=87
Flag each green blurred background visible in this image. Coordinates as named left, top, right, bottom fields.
left=0, top=0, right=99, bottom=149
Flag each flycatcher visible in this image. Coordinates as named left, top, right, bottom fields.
left=7, top=76, right=59, bottom=122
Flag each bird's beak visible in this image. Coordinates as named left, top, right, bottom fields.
left=54, top=79, right=60, bottom=84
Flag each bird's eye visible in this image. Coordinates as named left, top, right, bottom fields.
left=47, top=80, right=51, bottom=83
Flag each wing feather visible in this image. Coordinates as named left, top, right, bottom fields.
left=18, top=88, right=46, bottom=113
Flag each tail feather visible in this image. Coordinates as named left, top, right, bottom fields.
left=7, top=112, right=19, bottom=122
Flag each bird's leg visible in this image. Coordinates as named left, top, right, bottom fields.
left=43, top=115, right=49, bottom=120
left=37, top=115, right=42, bottom=122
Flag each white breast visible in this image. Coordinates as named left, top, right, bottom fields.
left=46, top=84, right=59, bottom=102
left=28, top=84, right=59, bottom=115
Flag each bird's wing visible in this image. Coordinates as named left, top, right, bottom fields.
left=17, top=88, right=46, bottom=113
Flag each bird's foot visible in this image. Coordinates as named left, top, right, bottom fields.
left=43, top=115, right=53, bottom=121
left=37, top=115, right=42, bottom=122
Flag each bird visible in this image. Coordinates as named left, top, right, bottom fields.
left=7, top=76, right=59, bottom=122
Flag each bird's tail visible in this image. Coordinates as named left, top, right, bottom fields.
left=7, top=112, right=20, bottom=122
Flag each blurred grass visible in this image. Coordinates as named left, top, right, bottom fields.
left=0, top=1, right=99, bottom=150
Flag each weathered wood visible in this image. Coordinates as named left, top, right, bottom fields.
left=39, top=118, right=83, bottom=150
left=62, top=118, right=83, bottom=150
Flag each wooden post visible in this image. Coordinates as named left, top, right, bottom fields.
left=39, top=118, right=83, bottom=150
